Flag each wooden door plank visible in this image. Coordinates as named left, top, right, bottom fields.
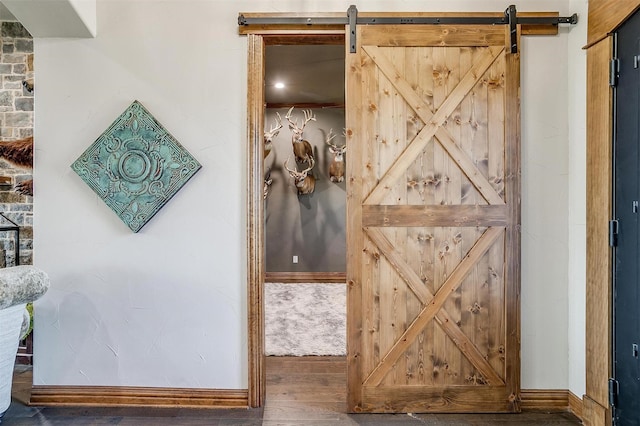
left=359, top=25, right=507, bottom=48
left=485, top=43, right=509, bottom=381
left=363, top=45, right=504, bottom=206
left=403, top=46, right=425, bottom=386
left=364, top=227, right=504, bottom=386
left=361, top=385, right=513, bottom=413
left=345, top=25, right=365, bottom=412
left=428, top=53, right=449, bottom=384
left=362, top=205, right=507, bottom=227
left=439, top=46, right=464, bottom=386
left=365, top=227, right=504, bottom=386
left=411, top=46, right=436, bottom=386
left=502, top=26, right=521, bottom=412
left=457, top=46, right=484, bottom=386
left=391, top=47, right=410, bottom=385
left=360, top=38, right=383, bottom=387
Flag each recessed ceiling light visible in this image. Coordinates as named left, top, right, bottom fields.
left=275, top=82, right=285, bottom=89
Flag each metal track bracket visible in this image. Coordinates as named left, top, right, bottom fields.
left=239, top=4, right=579, bottom=55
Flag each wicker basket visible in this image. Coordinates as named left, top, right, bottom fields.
left=0, top=266, right=49, bottom=417
left=0, top=303, right=26, bottom=415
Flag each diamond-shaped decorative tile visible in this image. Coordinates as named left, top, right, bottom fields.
left=71, top=100, right=202, bottom=232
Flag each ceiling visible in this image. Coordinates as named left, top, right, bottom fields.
left=265, top=44, right=345, bottom=106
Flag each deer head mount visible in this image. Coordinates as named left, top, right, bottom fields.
left=284, top=156, right=316, bottom=195
left=263, top=112, right=282, bottom=159
left=285, top=106, right=315, bottom=165
left=326, top=129, right=347, bottom=183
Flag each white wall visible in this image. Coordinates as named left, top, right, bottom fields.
left=567, top=0, right=588, bottom=398
left=33, top=0, right=582, bottom=392
left=34, top=1, right=247, bottom=388
left=520, top=33, right=569, bottom=390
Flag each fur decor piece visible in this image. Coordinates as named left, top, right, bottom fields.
left=0, top=137, right=32, bottom=169
left=265, top=282, right=346, bottom=356
left=0, top=136, right=34, bottom=196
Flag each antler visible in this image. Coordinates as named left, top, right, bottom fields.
left=285, top=107, right=316, bottom=136
left=326, top=128, right=346, bottom=153
left=284, top=156, right=315, bottom=176
left=300, top=156, right=315, bottom=175
left=285, top=106, right=297, bottom=130
left=301, top=110, right=316, bottom=130
left=265, top=112, right=282, bottom=138
left=283, top=156, right=296, bottom=174
left=325, top=128, right=337, bottom=148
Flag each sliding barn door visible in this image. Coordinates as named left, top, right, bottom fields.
left=346, top=24, right=521, bottom=413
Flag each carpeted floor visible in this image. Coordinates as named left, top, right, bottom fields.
left=265, top=282, right=346, bottom=356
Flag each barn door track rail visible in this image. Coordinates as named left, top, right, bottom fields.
left=238, top=4, right=578, bottom=54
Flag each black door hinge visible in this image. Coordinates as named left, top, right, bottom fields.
left=609, top=378, right=619, bottom=407
left=610, top=58, right=620, bottom=87
left=610, top=219, right=619, bottom=247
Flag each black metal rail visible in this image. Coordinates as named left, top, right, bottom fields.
left=238, top=4, right=578, bottom=54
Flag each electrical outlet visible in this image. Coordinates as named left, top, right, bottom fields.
left=292, top=255, right=298, bottom=264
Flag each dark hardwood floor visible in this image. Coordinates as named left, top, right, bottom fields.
left=3, top=357, right=582, bottom=425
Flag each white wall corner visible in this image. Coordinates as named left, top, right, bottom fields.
left=567, top=0, right=588, bottom=400
left=1, top=0, right=96, bottom=38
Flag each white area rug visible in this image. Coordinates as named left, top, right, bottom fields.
left=265, top=283, right=346, bottom=356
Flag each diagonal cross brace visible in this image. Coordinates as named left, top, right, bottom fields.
left=362, top=45, right=505, bottom=206
left=363, top=226, right=505, bottom=386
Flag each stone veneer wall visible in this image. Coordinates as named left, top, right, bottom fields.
left=0, top=21, right=33, bottom=266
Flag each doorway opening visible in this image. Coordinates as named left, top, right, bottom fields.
left=263, top=41, right=346, bottom=358
left=245, top=31, right=348, bottom=407
left=261, top=36, right=349, bottom=408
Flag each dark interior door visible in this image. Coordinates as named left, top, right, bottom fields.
left=613, top=8, right=640, bottom=426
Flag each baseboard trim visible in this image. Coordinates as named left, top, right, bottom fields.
left=582, top=394, right=609, bottom=426
left=28, top=385, right=582, bottom=416
left=568, top=391, right=583, bottom=420
left=521, top=389, right=583, bottom=421
left=29, top=386, right=248, bottom=408
left=521, top=389, right=569, bottom=412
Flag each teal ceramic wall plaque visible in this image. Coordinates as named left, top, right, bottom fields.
left=71, top=100, right=202, bottom=232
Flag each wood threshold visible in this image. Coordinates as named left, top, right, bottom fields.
left=29, top=386, right=248, bottom=408
left=265, top=272, right=346, bottom=283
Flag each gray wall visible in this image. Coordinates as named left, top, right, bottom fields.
left=0, top=21, right=33, bottom=266
left=265, top=107, right=346, bottom=273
